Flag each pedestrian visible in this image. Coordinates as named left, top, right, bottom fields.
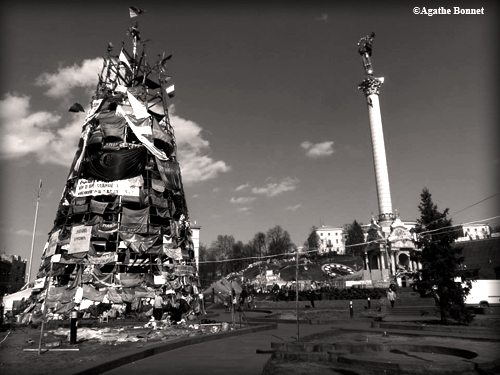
left=310, top=290, right=316, bottom=308
left=153, top=292, right=164, bottom=320
left=239, top=288, right=248, bottom=307
left=387, top=288, right=396, bottom=308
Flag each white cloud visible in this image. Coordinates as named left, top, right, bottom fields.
left=315, top=13, right=329, bottom=23
left=36, top=58, right=103, bottom=98
left=252, top=177, right=299, bottom=197
left=301, top=141, right=335, bottom=158
left=234, top=183, right=249, bottom=192
left=1, top=59, right=230, bottom=186
left=286, top=204, right=302, bottom=211
left=230, top=197, right=256, bottom=204
left=171, top=109, right=231, bottom=185
left=0, top=93, right=82, bottom=166
left=237, top=207, right=252, bottom=213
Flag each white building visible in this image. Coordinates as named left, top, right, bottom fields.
left=456, top=223, right=491, bottom=242
left=315, top=226, right=346, bottom=255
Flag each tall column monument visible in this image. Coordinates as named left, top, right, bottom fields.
left=357, top=32, right=394, bottom=229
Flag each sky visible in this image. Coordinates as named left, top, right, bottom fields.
left=1, top=1, right=499, bottom=276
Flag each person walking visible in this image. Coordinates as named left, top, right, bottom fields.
left=387, top=288, right=397, bottom=308
left=153, top=292, right=164, bottom=320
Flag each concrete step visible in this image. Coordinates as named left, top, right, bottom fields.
left=385, top=306, right=436, bottom=316
left=273, top=351, right=330, bottom=362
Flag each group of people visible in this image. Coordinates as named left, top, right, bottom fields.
left=223, top=287, right=256, bottom=312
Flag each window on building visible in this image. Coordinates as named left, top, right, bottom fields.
left=336, top=239, right=338, bottom=244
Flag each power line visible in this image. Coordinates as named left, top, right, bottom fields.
left=198, top=216, right=500, bottom=264
left=451, top=193, right=500, bottom=216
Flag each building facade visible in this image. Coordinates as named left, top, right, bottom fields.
left=315, top=226, right=346, bottom=255
left=0, top=254, right=27, bottom=295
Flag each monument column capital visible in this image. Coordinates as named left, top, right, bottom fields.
left=358, top=76, right=385, bottom=96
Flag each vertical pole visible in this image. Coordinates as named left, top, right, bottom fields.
left=38, top=259, right=54, bottom=355
left=296, top=251, right=299, bottom=342
left=28, top=180, right=42, bottom=284
left=70, top=311, right=78, bottom=345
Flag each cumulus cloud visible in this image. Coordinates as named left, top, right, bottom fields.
left=234, top=183, right=249, bottom=192
left=237, top=207, right=251, bottom=213
left=230, top=197, right=256, bottom=204
left=252, top=177, right=299, bottom=197
left=0, top=58, right=230, bottom=186
left=286, top=204, right=302, bottom=211
left=0, top=93, right=82, bottom=166
left=36, top=58, right=103, bottom=98
left=171, top=109, right=231, bottom=185
left=301, top=141, right=335, bottom=158
left=315, top=13, right=329, bottom=22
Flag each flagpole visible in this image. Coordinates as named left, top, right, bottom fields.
left=28, top=180, right=42, bottom=284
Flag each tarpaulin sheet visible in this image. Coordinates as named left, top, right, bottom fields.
left=82, top=284, right=107, bottom=302
left=46, top=286, right=66, bottom=302
left=118, top=273, right=143, bottom=287
left=90, top=199, right=109, bottom=214
left=134, top=286, right=155, bottom=298
left=97, top=110, right=127, bottom=141
left=61, top=287, right=77, bottom=303
left=83, top=147, right=147, bottom=181
left=106, top=288, right=123, bottom=303
left=124, top=115, right=169, bottom=160
left=121, top=287, right=136, bottom=302
left=163, top=247, right=182, bottom=260
left=120, top=206, right=149, bottom=233
left=155, top=158, right=182, bottom=191
left=119, top=232, right=159, bottom=253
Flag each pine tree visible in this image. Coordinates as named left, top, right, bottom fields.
left=414, top=188, right=474, bottom=324
left=344, top=220, right=365, bottom=257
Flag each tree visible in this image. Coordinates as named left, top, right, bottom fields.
left=266, top=225, right=295, bottom=257
left=306, top=226, right=320, bottom=251
left=209, top=235, right=236, bottom=277
left=413, top=188, right=474, bottom=324
left=252, top=232, right=267, bottom=259
left=344, top=220, right=365, bottom=257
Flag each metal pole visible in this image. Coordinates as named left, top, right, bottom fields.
left=296, top=251, right=299, bottom=342
left=70, top=311, right=78, bottom=345
left=28, top=180, right=42, bottom=284
left=38, top=259, right=54, bottom=355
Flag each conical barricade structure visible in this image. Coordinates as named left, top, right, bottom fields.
left=32, top=20, right=200, bottom=323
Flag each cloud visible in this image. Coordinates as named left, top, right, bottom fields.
left=230, top=197, right=256, bottom=204
left=171, top=109, right=231, bottom=185
left=234, top=183, right=249, bottom=192
left=315, top=13, right=329, bottom=23
left=252, top=177, right=299, bottom=197
left=13, top=229, right=33, bottom=236
left=301, top=141, right=335, bottom=158
left=286, top=204, right=302, bottom=211
left=0, top=58, right=230, bottom=186
left=0, top=93, right=82, bottom=166
left=36, top=58, right=103, bottom=98
left=237, top=207, right=252, bottom=213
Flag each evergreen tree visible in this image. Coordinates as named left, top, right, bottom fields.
left=306, top=226, right=320, bottom=251
left=413, top=188, right=474, bottom=324
left=344, top=220, right=365, bottom=256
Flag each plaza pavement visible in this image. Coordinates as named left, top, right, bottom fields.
left=67, top=307, right=500, bottom=375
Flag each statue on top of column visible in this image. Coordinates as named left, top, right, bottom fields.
left=358, top=32, right=375, bottom=76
